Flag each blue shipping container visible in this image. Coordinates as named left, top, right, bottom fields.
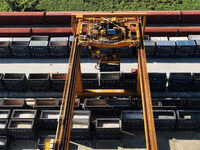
left=175, top=40, right=196, bottom=57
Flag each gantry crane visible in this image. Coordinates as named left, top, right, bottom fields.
left=44, top=13, right=158, bottom=150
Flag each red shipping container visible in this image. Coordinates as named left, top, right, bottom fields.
left=145, top=27, right=178, bottom=37
left=114, top=11, right=181, bottom=24
left=46, top=11, right=112, bottom=25
left=0, top=28, right=31, bottom=37
left=31, top=27, right=73, bottom=37
left=0, top=12, right=45, bottom=24
left=45, top=12, right=71, bottom=25
left=178, top=27, right=200, bottom=36
left=181, top=11, right=200, bottom=23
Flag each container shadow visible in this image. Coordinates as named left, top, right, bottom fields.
left=0, top=58, right=199, bottom=64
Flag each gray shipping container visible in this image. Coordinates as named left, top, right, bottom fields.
left=150, top=37, right=168, bottom=41
left=39, top=110, right=59, bottom=130
left=49, top=41, right=68, bottom=58
left=35, top=98, right=60, bottom=110
left=11, top=109, right=37, bottom=120
left=188, top=35, right=200, bottom=40
left=100, top=73, right=120, bottom=89
left=8, top=119, right=36, bottom=139
left=195, top=40, right=200, bottom=57
left=50, top=37, right=68, bottom=42
left=114, top=46, right=133, bottom=58
left=144, top=40, right=156, bottom=57
left=176, top=110, right=200, bottom=131
left=0, top=98, right=25, bottom=109
left=96, top=118, right=121, bottom=139
left=0, top=136, right=9, bottom=150
left=121, top=110, right=144, bottom=131
left=0, top=110, right=11, bottom=120
left=0, top=41, right=11, bottom=57
left=0, top=120, right=8, bottom=135
left=29, top=41, right=49, bottom=57
left=10, top=41, right=30, bottom=58
left=71, top=119, right=90, bottom=140
left=30, top=36, right=49, bottom=41
left=169, top=37, right=188, bottom=41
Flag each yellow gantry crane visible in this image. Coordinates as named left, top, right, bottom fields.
left=44, top=13, right=158, bottom=150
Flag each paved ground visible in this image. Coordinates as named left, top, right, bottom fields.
left=8, top=131, right=200, bottom=150
left=0, top=58, right=200, bottom=76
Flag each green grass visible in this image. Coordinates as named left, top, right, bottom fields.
left=1, top=0, right=200, bottom=12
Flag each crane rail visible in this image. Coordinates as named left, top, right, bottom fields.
left=54, top=37, right=81, bottom=150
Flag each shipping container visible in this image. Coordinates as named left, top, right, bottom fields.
left=28, top=73, right=51, bottom=92
left=68, top=36, right=74, bottom=52
left=29, top=41, right=49, bottom=58
left=50, top=73, right=67, bottom=92
left=0, top=28, right=31, bottom=37
left=181, top=11, right=200, bottom=23
left=100, top=63, right=120, bottom=72
left=169, top=37, right=188, bottom=41
left=71, top=119, right=90, bottom=140
left=0, top=136, right=9, bottom=150
left=82, top=73, right=99, bottom=89
left=71, top=110, right=91, bottom=140
left=188, top=35, right=200, bottom=40
left=107, top=98, right=132, bottom=109
left=96, top=118, right=121, bottom=139
left=0, top=38, right=12, bottom=42
left=122, top=72, right=137, bottom=90
left=0, top=110, right=11, bottom=120
left=100, top=73, right=120, bottom=89
left=146, top=27, right=178, bottom=37
left=175, top=40, right=196, bottom=57
left=156, top=41, right=175, bottom=57
left=39, top=110, right=59, bottom=130
left=114, top=46, right=133, bottom=58
left=176, top=110, right=200, bottom=131
left=150, top=37, right=168, bottom=41
left=192, top=73, right=200, bottom=91
left=0, top=12, right=45, bottom=24
left=0, top=74, right=5, bottom=91
left=143, top=40, right=155, bottom=57
left=0, top=41, right=12, bottom=58
left=46, top=12, right=71, bottom=25
left=50, top=37, right=68, bottom=42
left=137, top=99, right=160, bottom=110
left=73, top=110, right=91, bottom=120
left=32, top=28, right=73, bottom=37
left=84, top=99, right=107, bottom=109
left=11, top=109, right=37, bottom=120
left=195, top=40, right=200, bottom=57
left=10, top=41, right=31, bottom=58
left=37, top=135, right=55, bottom=150
left=149, top=73, right=167, bottom=92
left=168, top=73, right=192, bottom=92
left=121, top=110, right=143, bottom=131
left=153, top=110, right=176, bottom=131
left=0, top=120, right=8, bottom=135
left=160, top=98, right=185, bottom=110
left=188, top=98, right=200, bottom=110
left=35, top=98, right=60, bottom=110
left=2, top=73, right=27, bottom=92
left=179, top=27, right=200, bottom=36
left=114, top=11, right=180, bottom=24
left=8, top=119, right=37, bottom=139
left=0, top=98, right=25, bottom=109
left=49, top=41, right=69, bottom=58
